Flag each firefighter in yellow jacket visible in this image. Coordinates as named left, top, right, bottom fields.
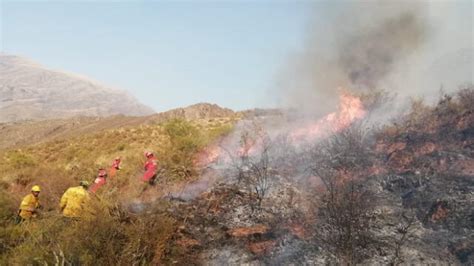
left=18, top=185, right=41, bottom=221
left=60, top=181, right=91, bottom=218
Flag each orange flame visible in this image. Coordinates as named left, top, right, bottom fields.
left=290, top=91, right=366, bottom=142
left=195, top=91, right=366, bottom=167
left=194, top=145, right=222, bottom=167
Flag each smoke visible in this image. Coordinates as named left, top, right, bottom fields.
left=337, top=11, right=426, bottom=89
left=276, top=1, right=473, bottom=116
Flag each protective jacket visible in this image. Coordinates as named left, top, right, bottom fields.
left=142, top=156, right=158, bottom=182
left=19, top=194, right=40, bottom=219
left=109, top=158, right=121, bottom=178
left=89, top=169, right=107, bottom=193
left=60, top=186, right=90, bottom=218
left=89, top=177, right=106, bottom=193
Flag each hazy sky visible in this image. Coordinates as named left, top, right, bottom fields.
left=1, top=0, right=318, bottom=112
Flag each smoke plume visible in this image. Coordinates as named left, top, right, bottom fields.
left=276, top=1, right=473, bottom=116
left=337, top=11, right=425, bottom=89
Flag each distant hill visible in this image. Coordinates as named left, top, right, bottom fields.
left=0, top=102, right=238, bottom=150
left=151, top=103, right=235, bottom=122
left=0, top=54, right=155, bottom=122
left=238, top=108, right=284, bottom=119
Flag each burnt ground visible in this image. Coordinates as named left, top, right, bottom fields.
left=373, top=100, right=474, bottom=264
left=156, top=92, right=474, bottom=265
left=162, top=180, right=317, bottom=265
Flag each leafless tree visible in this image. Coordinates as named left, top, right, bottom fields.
left=227, top=122, right=278, bottom=210
left=309, top=123, right=376, bottom=264
left=238, top=131, right=274, bottom=209
left=391, top=211, right=416, bottom=265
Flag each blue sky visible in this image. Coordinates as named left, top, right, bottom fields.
left=1, top=0, right=317, bottom=112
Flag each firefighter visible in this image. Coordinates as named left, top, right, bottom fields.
left=109, top=157, right=122, bottom=178
left=89, top=168, right=107, bottom=193
left=18, top=185, right=42, bottom=222
left=60, top=181, right=91, bottom=218
left=142, top=151, right=158, bottom=185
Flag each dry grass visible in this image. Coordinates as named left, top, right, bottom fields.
left=0, top=116, right=236, bottom=264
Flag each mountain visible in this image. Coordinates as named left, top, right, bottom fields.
left=0, top=54, right=155, bottom=122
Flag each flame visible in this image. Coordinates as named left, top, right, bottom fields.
left=194, top=145, right=222, bottom=167
left=195, top=139, right=262, bottom=167
left=195, top=91, right=366, bottom=167
left=290, top=91, right=366, bottom=142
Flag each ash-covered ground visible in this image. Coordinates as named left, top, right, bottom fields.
left=145, top=87, right=474, bottom=265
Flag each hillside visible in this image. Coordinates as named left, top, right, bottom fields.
left=0, top=88, right=472, bottom=264
left=0, top=103, right=238, bottom=150
left=161, top=88, right=474, bottom=264
left=0, top=111, right=237, bottom=264
left=0, top=54, right=154, bottom=122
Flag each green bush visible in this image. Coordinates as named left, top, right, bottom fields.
left=160, top=119, right=206, bottom=180
left=158, top=118, right=234, bottom=181
left=206, top=123, right=234, bottom=142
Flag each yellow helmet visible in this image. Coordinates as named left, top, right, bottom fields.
left=31, top=185, right=41, bottom=192
left=79, top=180, right=90, bottom=188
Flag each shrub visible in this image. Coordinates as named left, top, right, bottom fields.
left=5, top=150, right=37, bottom=169
left=160, top=119, right=206, bottom=180
left=232, top=123, right=278, bottom=209
left=456, top=84, right=474, bottom=112
left=309, top=123, right=376, bottom=264
left=0, top=196, right=176, bottom=265
left=206, top=123, right=234, bottom=142
left=0, top=188, right=16, bottom=225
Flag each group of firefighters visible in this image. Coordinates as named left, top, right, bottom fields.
left=17, top=151, right=159, bottom=222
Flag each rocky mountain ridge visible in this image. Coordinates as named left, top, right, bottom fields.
left=0, top=54, right=155, bottom=122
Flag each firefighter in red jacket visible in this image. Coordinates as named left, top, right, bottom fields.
left=142, top=152, right=158, bottom=185
left=89, top=168, right=107, bottom=193
left=109, top=157, right=122, bottom=178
